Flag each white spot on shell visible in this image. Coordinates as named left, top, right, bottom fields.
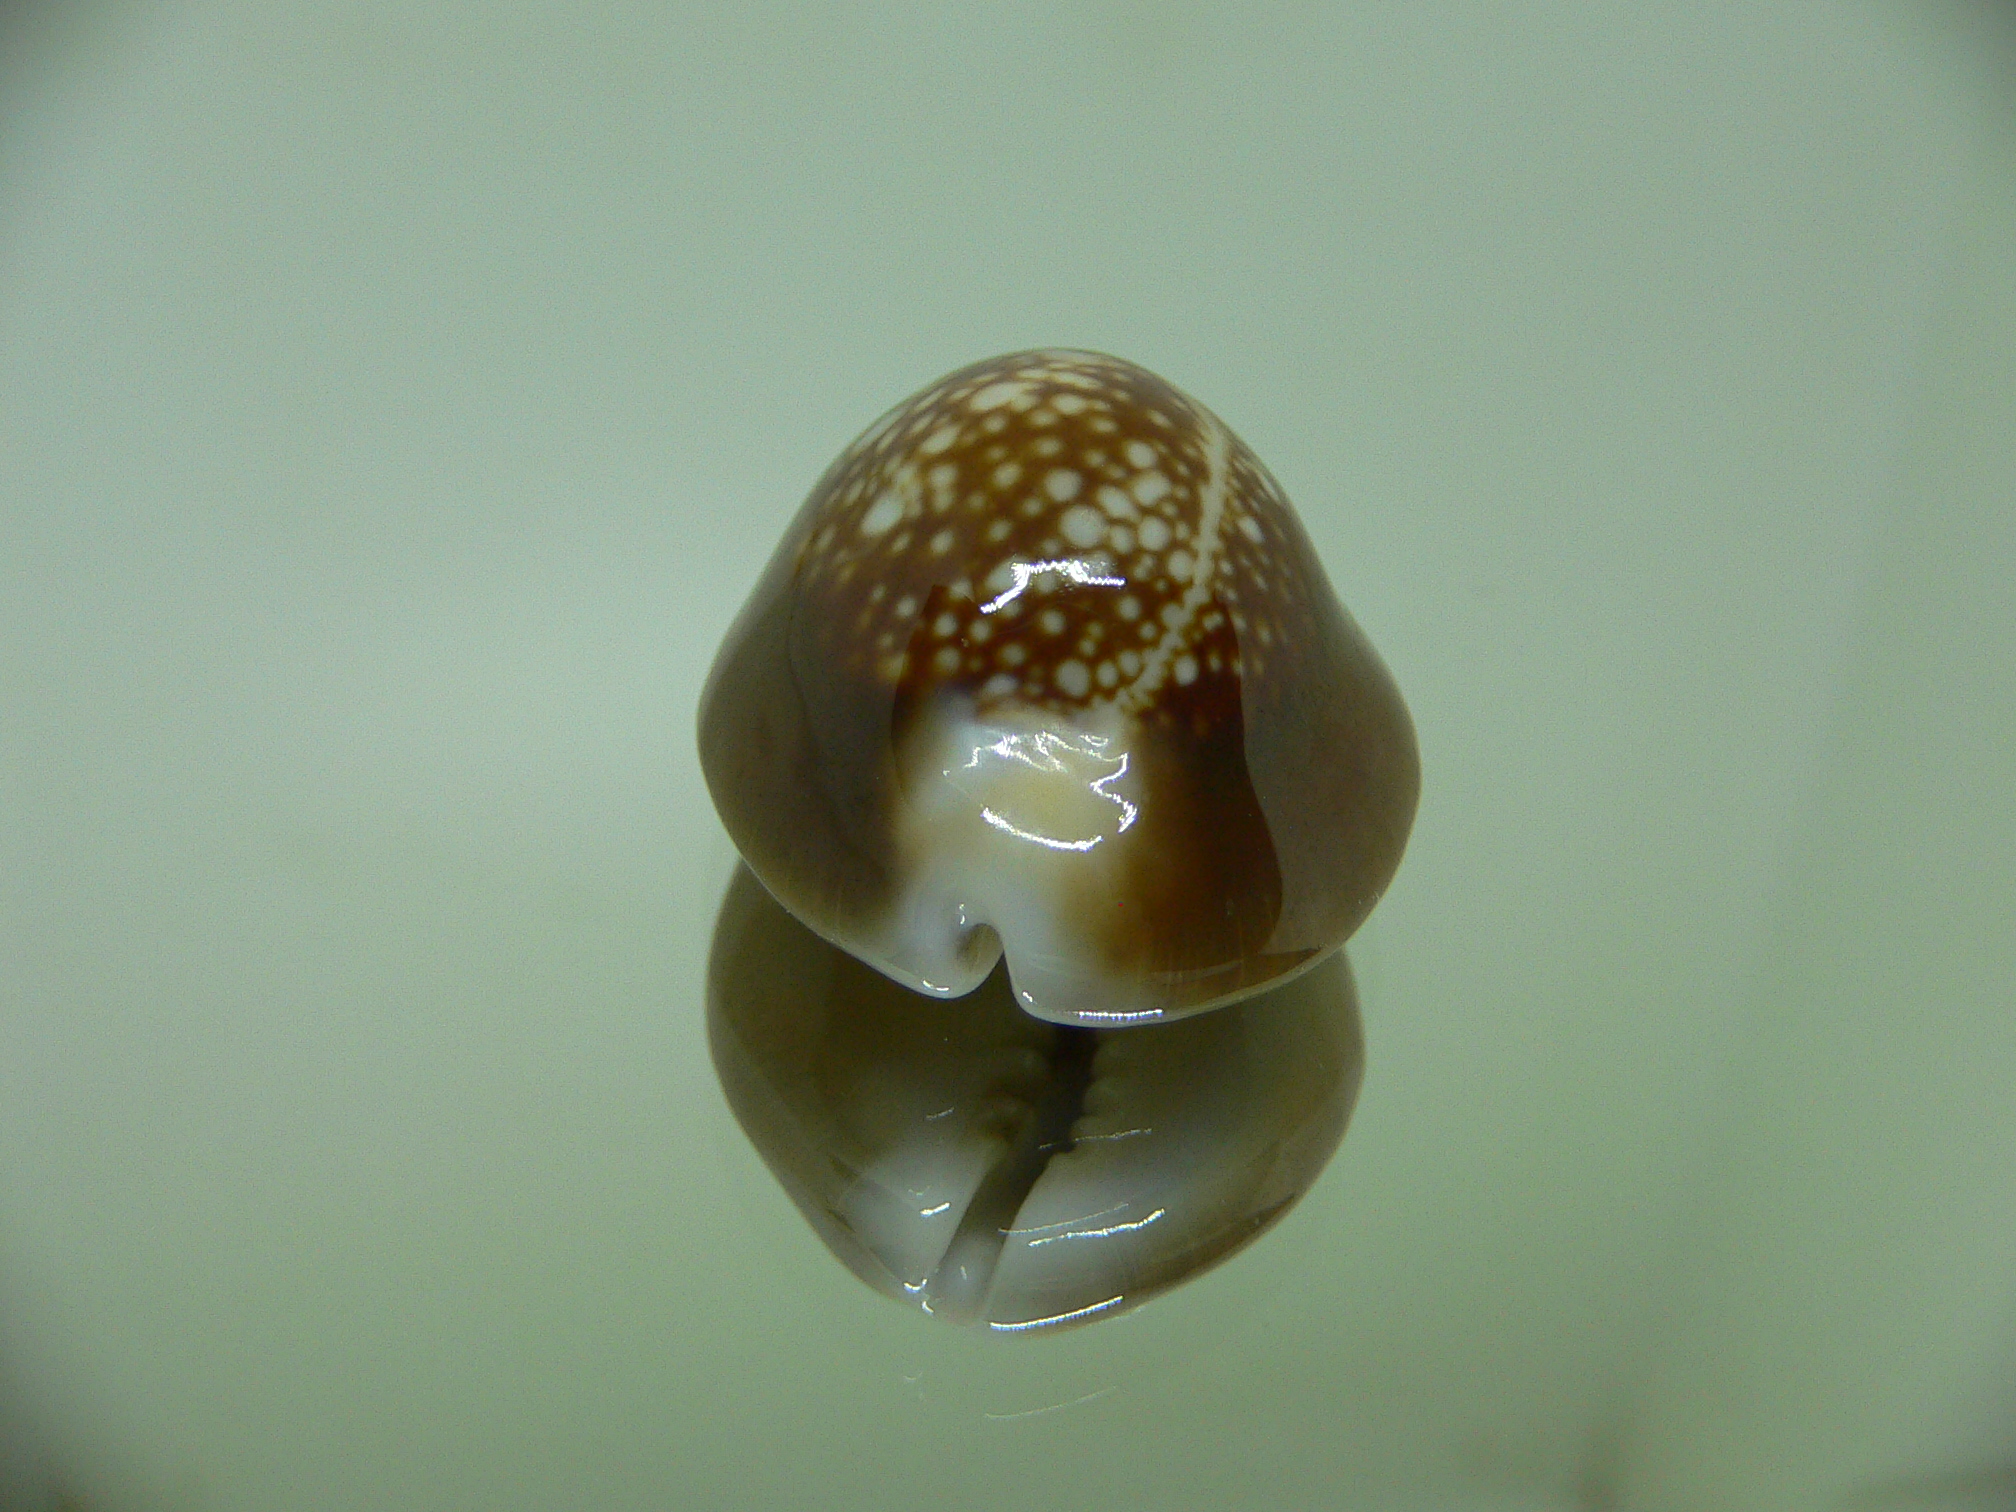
left=1125, top=440, right=1156, bottom=468
left=979, top=672, right=1018, bottom=700
left=933, top=612, right=958, bottom=638
left=1039, top=609, right=1066, bottom=636
left=1131, top=472, right=1170, bottom=507
left=1045, top=469, right=1083, bottom=502
left=1173, top=655, right=1198, bottom=686
left=1138, top=516, right=1171, bottom=551
left=1056, top=660, right=1091, bottom=698
left=1096, top=484, right=1138, bottom=521
left=1095, top=661, right=1118, bottom=688
left=894, top=595, right=918, bottom=619
left=860, top=493, right=904, bottom=537
left=1239, top=515, right=1265, bottom=543
left=973, top=379, right=1031, bottom=410
left=934, top=646, right=962, bottom=674
left=1167, top=548, right=1195, bottom=582
left=1059, top=505, right=1106, bottom=548
left=1109, top=524, right=1134, bottom=554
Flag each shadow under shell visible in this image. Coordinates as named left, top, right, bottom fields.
left=707, top=864, right=1365, bottom=1333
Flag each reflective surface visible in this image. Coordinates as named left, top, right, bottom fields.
left=2, top=5, right=2013, bottom=1510
left=708, top=865, right=1363, bottom=1330
left=699, top=351, right=1417, bottom=1026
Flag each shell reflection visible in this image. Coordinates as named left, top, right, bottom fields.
left=707, top=865, right=1364, bottom=1332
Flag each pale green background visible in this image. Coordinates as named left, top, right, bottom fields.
left=2, top=4, right=2014, bottom=1509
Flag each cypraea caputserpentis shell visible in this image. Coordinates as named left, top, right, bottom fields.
left=699, top=351, right=1414, bottom=1326
left=699, top=351, right=1417, bottom=1027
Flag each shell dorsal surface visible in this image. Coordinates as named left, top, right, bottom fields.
left=699, top=350, right=1418, bottom=1026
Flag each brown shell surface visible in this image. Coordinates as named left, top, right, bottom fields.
left=699, top=350, right=1418, bottom=1016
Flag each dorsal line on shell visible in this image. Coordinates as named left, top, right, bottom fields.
left=1117, top=407, right=1231, bottom=714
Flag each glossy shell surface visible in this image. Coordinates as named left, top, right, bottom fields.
left=699, top=350, right=1417, bottom=1025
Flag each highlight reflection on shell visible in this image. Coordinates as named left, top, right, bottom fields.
left=698, top=350, right=1418, bottom=1025
left=707, top=866, right=1364, bottom=1331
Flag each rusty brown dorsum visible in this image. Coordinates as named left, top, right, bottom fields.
left=699, top=351, right=1417, bottom=1027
